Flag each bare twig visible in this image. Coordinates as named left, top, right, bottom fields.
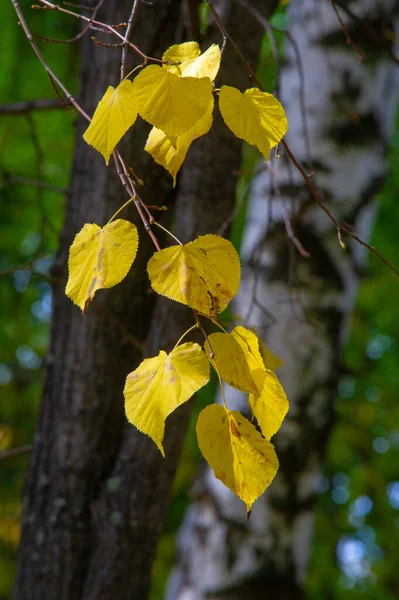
left=0, top=176, right=67, bottom=194
left=207, top=0, right=398, bottom=277
left=37, top=0, right=163, bottom=64
left=0, top=445, right=32, bottom=461
left=330, top=0, right=364, bottom=62
left=32, top=0, right=105, bottom=45
left=0, top=98, right=66, bottom=115
left=12, top=0, right=91, bottom=121
left=120, top=0, right=141, bottom=81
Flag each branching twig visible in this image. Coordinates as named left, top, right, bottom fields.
left=120, top=0, right=141, bottom=81
left=207, top=0, right=398, bottom=277
left=37, top=0, right=163, bottom=64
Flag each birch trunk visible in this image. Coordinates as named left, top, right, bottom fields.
left=169, top=1, right=399, bottom=598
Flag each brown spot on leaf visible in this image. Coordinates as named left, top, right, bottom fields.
left=230, top=420, right=241, bottom=438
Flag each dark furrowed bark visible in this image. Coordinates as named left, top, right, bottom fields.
left=14, top=1, right=276, bottom=599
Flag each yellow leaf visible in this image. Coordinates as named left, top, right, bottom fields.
left=83, top=81, right=137, bottom=164
left=196, top=404, right=279, bottom=512
left=66, top=219, right=138, bottom=313
left=163, top=42, right=221, bottom=80
left=124, top=342, right=210, bottom=456
left=249, top=369, right=289, bottom=440
left=132, top=65, right=213, bottom=139
left=258, top=340, right=284, bottom=371
left=207, top=326, right=288, bottom=439
left=231, top=326, right=265, bottom=373
left=219, top=86, right=288, bottom=160
left=145, top=98, right=214, bottom=186
left=147, top=234, right=240, bottom=318
left=231, top=326, right=288, bottom=439
left=206, top=331, right=258, bottom=394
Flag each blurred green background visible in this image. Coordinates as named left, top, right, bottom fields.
left=0, top=2, right=398, bottom=599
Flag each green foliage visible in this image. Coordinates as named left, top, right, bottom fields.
left=0, top=2, right=78, bottom=596
left=307, top=141, right=399, bottom=599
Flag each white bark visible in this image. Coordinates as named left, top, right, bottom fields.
left=167, top=1, right=399, bottom=598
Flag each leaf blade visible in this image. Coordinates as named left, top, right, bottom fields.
left=219, top=85, right=288, bottom=160
left=196, top=404, right=279, bottom=511
left=147, top=234, right=241, bottom=318
left=145, top=97, right=214, bottom=186
left=163, top=42, right=221, bottom=80
left=124, top=342, right=210, bottom=456
left=83, top=81, right=138, bottom=164
left=132, top=65, right=213, bottom=139
left=66, top=219, right=139, bottom=312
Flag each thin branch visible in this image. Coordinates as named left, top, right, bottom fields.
left=120, top=0, right=141, bottom=81
left=37, top=0, right=163, bottom=64
left=268, top=161, right=310, bottom=258
left=32, top=0, right=105, bottom=45
left=330, top=0, right=364, bottom=62
left=207, top=0, right=399, bottom=277
left=0, top=254, right=52, bottom=277
left=12, top=0, right=91, bottom=121
left=0, top=176, right=67, bottom=194
left=0, top=98, right=67, bottom=115
left=281, top=139, right=399, bottom=275
left=0, top=445, right=32, bottom=461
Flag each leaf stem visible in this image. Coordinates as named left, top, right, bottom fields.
left=210, top=318, right=228, bottom=333
left=194, top=311, right=215, bottom=359
left=212, top=360, right=228, bottom=409
left=106, top=196, right=135, bottom=225
left=173, top=324, right=199, bottom=350
left=152, top=221, right=183, bottom=245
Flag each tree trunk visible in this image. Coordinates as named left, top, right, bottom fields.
left=168, top=1, right=399, bottom=598
left=13, top=1, right=277, bottom=599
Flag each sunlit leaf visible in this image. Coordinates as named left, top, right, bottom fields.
left=232, top=326, right=288, bottom=439
left=124, top=342, right=210, bottom=456
left=147, top=234, right=240, bottom=318
left=66, top=219, right=138, bottom=313
left=249, top=369, right=289, bottom=440
left=83, top=81, right=137, bottom=164
left=258, top=339, right=283, bottom=371
left=145, top=99, right=214, bottom=186
left=219, top=85, right=288, bottom=160
left=163, top=42, right=221, bottom=80
left=206, top=330, right=258, bottom=393
left=132, top=65, right=213, bottom=139
left=196, top=404, right=279, bottom=512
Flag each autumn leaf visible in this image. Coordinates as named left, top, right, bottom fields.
left=66, top=219, right=138, bottom=313
left=258, top=339, right=283, bottom=371
left=248, top=369, right=289, bottom=440
left=163, top=42, right=221, bottom=80
left=231, top=326, right=288, bottom=439
left=145, top=98, right=214, bottom=185
left=219, top=86, right=288, bottom=160
left=206, top=326, right=288, bottom=439
left=206, top=330, right=258, bottom=394
left=124, top=342, right=210, bottom=456
left=147, top=234, right=240, bottom=318
left=132, top=65, right=213, bottom=139
left=83, top=81, right=137, bottom=164
left=196, top=404, right=279, bottom=512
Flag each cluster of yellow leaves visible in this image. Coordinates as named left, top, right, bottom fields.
left=83, top=41, right=288, bottom=184
left=66, top=41, right=291, bottom=513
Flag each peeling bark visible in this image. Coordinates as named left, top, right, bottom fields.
left=169, top=1, right=399, bottom=598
